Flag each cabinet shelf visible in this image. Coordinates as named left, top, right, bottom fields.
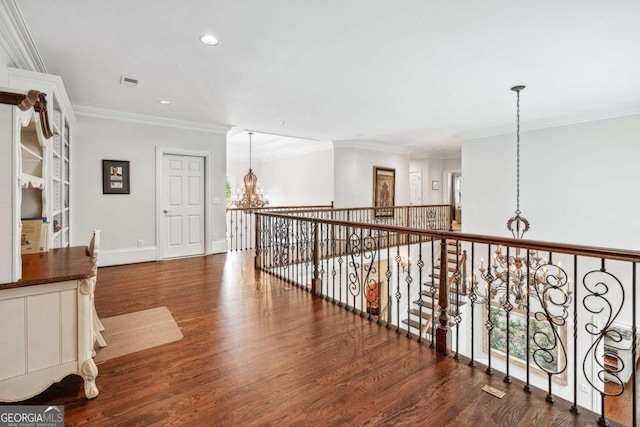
left=19, top=173, right=45, bottom=189
left=21, top=144, right=43, bottom=161
left=51, top=120, right=60, bottom=135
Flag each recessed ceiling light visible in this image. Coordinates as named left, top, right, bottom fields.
left=279, top=121, right=286, bottom=125
left=199, top=34, right=219, bottom=46
left=159, top=100, right=171, bottom=105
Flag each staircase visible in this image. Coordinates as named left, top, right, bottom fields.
left=401, top=240, right=467, bottom=341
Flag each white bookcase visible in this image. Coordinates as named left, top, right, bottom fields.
left=6, top=68, right=75, bottom=282
left=47, top=95, right=73, bottom=248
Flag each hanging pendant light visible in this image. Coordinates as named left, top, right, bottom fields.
left=506, top=85, right=530, bottom=239
left=234, top=132, right=268, bottom=209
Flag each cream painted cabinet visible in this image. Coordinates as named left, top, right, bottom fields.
left=9, top=68, right=75, bottom=253
left=0, top=278, right=98, bottom=402
left=5, top=69, right=75, bottom=283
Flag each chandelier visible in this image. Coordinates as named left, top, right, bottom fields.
left=476, top=85, right=571, bottom=312
left=234, top=132, right=269, bottom=209
left=465, top=85, right=571, bottom=395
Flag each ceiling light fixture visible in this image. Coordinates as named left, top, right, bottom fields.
left=199, top=34, right=219, bottom=46
left=471, top=85, right=571, bottom=390
left=233, top=132, right=268, bottom=209
left=159, top=100, right=171, bottom=105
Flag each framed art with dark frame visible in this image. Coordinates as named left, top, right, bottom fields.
left=102, top=160, right=130, bottom=194
left=483, top=302, right=568, bottom=385
left=373, top=166, right=395, bottom=217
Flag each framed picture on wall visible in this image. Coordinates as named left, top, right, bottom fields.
left=373, top=166, right=395, bottom=217
left=102, top=160, right=130, bottom=194
left=432, top=180, right=440, bottom=191
left=483, top=302, right=568, bottom=385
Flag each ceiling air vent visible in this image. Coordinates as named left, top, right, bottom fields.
left=120, top=76, right=139, bottom=88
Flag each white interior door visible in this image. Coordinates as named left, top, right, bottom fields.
left=162, top=154, right=205, bottom=258
left=410, top=171, right=422, bottom=205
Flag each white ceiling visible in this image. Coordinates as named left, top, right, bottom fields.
left=15, top=0, right=640, bottom=157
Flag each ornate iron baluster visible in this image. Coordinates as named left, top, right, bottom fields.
left=417, top=236, right=425, bottom=343
left=583, top=261, right=626, bottom=427
left=530, top=260, right=570, bottom=403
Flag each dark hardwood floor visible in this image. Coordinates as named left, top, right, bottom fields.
left=19, top=252, right=627, bottom=426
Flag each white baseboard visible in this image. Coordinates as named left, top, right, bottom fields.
left=99, top=246, right=158, bottom=267
left=99, top=241, right=228, bottom=267
left=211, top=239, right=228, bottom=254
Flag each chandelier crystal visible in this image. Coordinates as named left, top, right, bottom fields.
left=234, top=132, right=268, bottom=209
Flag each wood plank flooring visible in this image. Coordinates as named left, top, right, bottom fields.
left=17, top=252, right=627, bottom=426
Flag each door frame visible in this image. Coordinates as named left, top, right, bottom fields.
left=442, top=169, right=461, bottom=205
left=409, top=170, right=422, bottom=205
left=155, top=147, right=212, bottom=260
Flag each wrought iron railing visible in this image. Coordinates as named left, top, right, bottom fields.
left=254, top=210, right=639, bottom=426
left=228, top=204, right=451, bottom=252
left=226, top=204, right=333, bottom=251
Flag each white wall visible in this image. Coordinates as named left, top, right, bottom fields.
left=227, top=149, right=334, bottom=207
left=333, top=142, right=410, bottom=208
left=72, top=116, right=227, bottom=265
left=463, top=114, right=640, bottom=250
left=256, top=149, right=334, bottom=206
left=409, top=156, right=461, bottom=204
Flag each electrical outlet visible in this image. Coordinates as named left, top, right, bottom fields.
left=137, top=239, right=144, bottom=248
left=213, top=234, right=218, bottom=240
left=213, top=198, right=220, bottom=205
left=579, top=384, right=589, bottom=393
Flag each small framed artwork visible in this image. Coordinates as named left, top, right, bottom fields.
left=432, top=180, right=440, bottom=191
left=373, top=166, right=395, bottom=217
left=102, top=160, right=130, bottom=194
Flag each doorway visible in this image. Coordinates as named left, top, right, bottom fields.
left=409, top=171, right=422, bottom=205
left=156, top=148, right=213, bottom=259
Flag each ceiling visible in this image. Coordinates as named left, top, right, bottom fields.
left=15, top=0, right=640, bottom=157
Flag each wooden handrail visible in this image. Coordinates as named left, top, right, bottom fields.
left=272, top=204, right=452, bottom=215
left=0, top=89, right=53, bottom=139
left=257, top=210, right=640, bottom=263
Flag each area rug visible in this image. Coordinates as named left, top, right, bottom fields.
left=94, top=306, right=183, bottom=364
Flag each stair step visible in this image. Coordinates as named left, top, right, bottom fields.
left=409, top=308, right=432, bottom=321
left=412, top=300, right=436, bottom=310
left=433, top=265, right=457, bottom=273
left=401, top=318, right=428, bottom=330
left=423, top=282, right=467, bottom=294
left=420, top=291, right=468, bottom=306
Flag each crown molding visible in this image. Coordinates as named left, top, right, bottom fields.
left=255, top=141, right=333, bottom=162
left=0, top=0, right=46, bottom=73
left=8, top=67, right=76, bottom=124
left=410, top=151, right=461, bottom=161
left=332, top=139, right=411, bottom=155
left=72, top=103, right=231, bottom=134
left=458, top=102, right=640, bottom=141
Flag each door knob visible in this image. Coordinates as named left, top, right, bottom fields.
left=164, top=209, right=170, bottom=214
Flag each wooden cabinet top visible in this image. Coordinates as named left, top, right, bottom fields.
left=1, top=246, right=93, bottom=289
